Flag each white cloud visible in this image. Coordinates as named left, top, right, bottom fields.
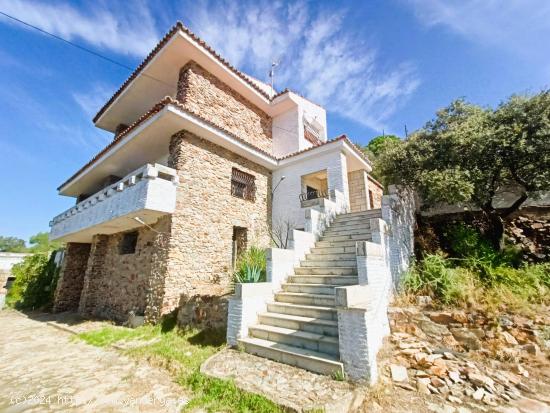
left=403, top=0, right=550, bottom=60
left=0, top=0, right=159, bottom=56
left=72, top=84, right=114, bottom=119
left=186, top=0, right=419, bottom=131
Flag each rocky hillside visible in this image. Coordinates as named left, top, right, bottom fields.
left=363, top=304, right=550, bottom=413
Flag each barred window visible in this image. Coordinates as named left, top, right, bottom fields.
left=231, top=168, right=256, bottom=201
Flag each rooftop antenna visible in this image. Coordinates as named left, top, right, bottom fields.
left=269, top=60, right=280, bottom=95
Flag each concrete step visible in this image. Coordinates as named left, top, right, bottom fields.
left=287, top=275, right=358, bottom=285
left=294, top=266, right=357, bottom=276
left=310, top=245, right=357, bottom=254
left=275, top=292, right=336, bottom=307
left=267, top=302, right=337, bottom=320
left=332, top=216, right=376, bottom=226
left=299, top=259, right=357, bottom=268
left=249, top=324, right=339, bottom=356
left=281, top=283, right=337, bottom=295
left=325, top=227, right=372, bottom=237
left=239, top=337, right=343, bottom=376
left=321, top=233, right=373, bottom=242
left=258, top=312, right=339, bottom=337
left=336, top=209, right=382, bottom=219
left=305, top=252, right=356, bottom=260
left=327, top=221, right=371, bottom=230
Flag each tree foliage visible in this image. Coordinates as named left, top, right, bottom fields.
left=378, top=91, right=550, bottom=249
left=0, top=236, right=27, bottom=252
left=361, top=134, right=402, bottom=184
left=6, top=252, right=61, bottom=309
left=28, top=232, right=63, bottom=253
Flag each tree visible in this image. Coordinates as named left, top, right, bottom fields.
left=0, top=236, right=27, bottom=252
left=360, top=135, right=403, bottom=185
left=379, top=92, right=550, bottom=250
left=28, top=232, right=63, bottom=253
left=366, top=134, right=401, bottom=157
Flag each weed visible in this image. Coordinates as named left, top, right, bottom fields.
left=331, top=370, right=345, bottom=381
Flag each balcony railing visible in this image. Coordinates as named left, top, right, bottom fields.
left=299, top=189, right=329, bottom=202
left=50, top=164, right=179, bottom=242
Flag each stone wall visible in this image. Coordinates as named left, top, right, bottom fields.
left=368, top=177, right=383, bottom=209
left=177, top=61, right=273, bottom=153
left=506, top=212, right=550, bottom=262
left=53, top=243, right=91, bottom=312
left=348, top=170, right=369, bottom=212
left=177, top=293, right=229, bottom=330
left=152, top=130, right=271, bottom=321
left=79, top=217, right=169, bottom=321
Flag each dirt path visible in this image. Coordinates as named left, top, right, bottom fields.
left=0, top=310, right=187, bottom=412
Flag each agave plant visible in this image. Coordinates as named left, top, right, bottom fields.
left=234, top=247, right=266, bottom=283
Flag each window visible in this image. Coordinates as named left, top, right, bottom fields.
left=119, top=231, right=138, bottom=255
left=231, top=168, right=256, bottom=201
left=303, top=118, right=323, bottom=146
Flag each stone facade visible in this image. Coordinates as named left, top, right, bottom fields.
left=348, top=170, right=370, bottom=212
left=53, top=243, right=91, bottom=312
left=177, top=293, right=229, bottom=330
left=148, top=130, right=271, bottom=321
left=78, top=218, right=169, bottom=321
left=177, top=61, right=273, bottom=153
left=368, top=177, right=383, bottom=209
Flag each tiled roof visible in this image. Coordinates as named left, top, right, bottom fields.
left=278, top=134, right=372, bottom=165
left=93, top=21, right=274, bottom=124
left=59, top=97, right=277, bottom=190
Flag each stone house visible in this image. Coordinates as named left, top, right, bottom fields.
left=50, top=22, right=383, bottom=326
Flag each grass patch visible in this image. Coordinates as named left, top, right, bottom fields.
left=75, top=321, right=282, bottom=412
left=184, top=370, right=282, bottom=413
left=76, top=325, right=157, bottom=347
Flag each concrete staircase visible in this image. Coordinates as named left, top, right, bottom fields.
left=239, top=209, right=382, bottom=375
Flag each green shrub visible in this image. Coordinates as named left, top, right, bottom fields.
left=233, top=247, right=266, bottom=283
left=6, top=251, right=61, bottom=310
left=402, top=251, right=550, bottom=312
left=402, top=254, right=473, bottom=304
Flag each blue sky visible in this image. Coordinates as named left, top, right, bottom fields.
left=1, top=0, right=549, bottom=242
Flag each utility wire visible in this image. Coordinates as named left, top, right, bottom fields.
left=0, top=10, right=300, bottom=132
left=0, top=10, right=174, bottom=89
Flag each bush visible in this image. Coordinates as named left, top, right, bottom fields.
left=233, top=247, right=266, bottom=283
left=402, top=251, right=550, bottom=313
left=402, top=254, right=474, bottom=304
left=6, top=251, right=61, bottom=310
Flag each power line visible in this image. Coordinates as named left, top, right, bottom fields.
left=0, top=10, right=174, bottom=89
left=0, top=10, right=312, bottom=138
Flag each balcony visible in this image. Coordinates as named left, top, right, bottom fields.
left=50, top=164, right=179, bottom=242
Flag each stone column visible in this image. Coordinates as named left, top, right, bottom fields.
left=53, top=243, right=91, bottom=313
left=78, top=234, right=108, bottom=317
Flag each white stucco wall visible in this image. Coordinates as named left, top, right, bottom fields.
left=271, top=94, right=327, bottom=159
left=272, top=149, right=350, bottom=230
left=272, top=106, right=300, bottom=158
left=0, top=253, right=29, bottom=272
